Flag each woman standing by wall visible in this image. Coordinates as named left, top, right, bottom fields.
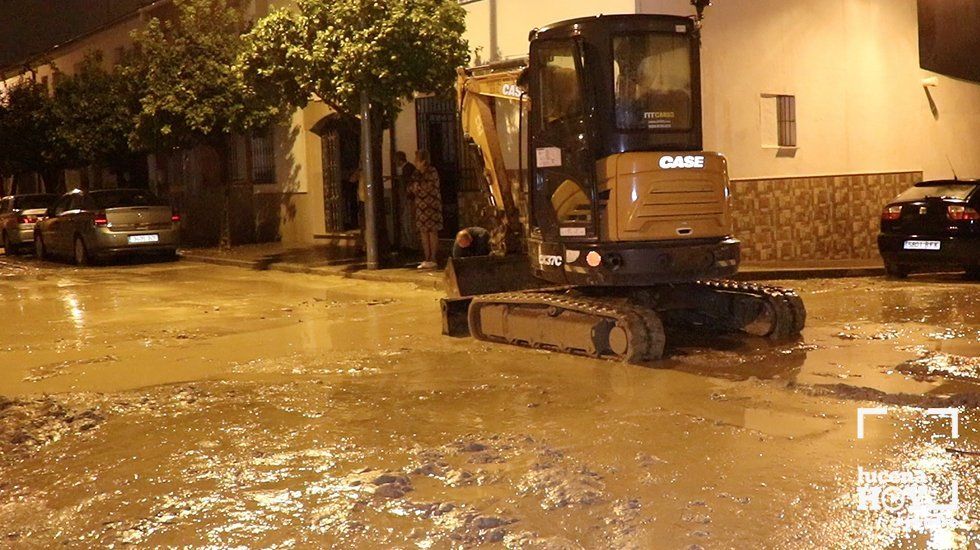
left=409, top=150, right=443, bottom=269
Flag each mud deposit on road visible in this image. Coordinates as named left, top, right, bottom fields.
left=0, top=395, right=104, bottom=457
left=0, top=381, right=680, bottom=547
left=1, top=262, right=978, bottom=547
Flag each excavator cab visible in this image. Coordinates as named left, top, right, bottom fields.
left=524, top=15, right=738, bottom=286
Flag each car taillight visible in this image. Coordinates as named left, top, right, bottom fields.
left=94, top=212, right=109, bottom=227
left=947, top=205, right=980, bottom=221
left=18, top=215, right=37, bottom=224
left=171, top=210, right=181, bottom=223
left=881, top=205, right=902, bottom=221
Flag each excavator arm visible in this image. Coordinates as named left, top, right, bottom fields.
left=456, top=63, right=528, bottom=255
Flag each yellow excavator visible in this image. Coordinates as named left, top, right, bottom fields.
left=442, top=13, right=805, bottom=363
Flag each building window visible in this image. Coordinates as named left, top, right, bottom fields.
left=250, top=130, right=276, bottom=184
left=227, top=134, right=247, bottom=182
left=760, top=94, right=797, bottom=148
left=226, top=131, right=275, bottom=184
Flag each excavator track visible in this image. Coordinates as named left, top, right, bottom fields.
left=683, top=279, right=807, bottom=340
left=463, top=280, right=805, bottom=364
left=468, top=289, right=666, bottom=363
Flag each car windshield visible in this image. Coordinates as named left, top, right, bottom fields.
left=90, top=190, right=168, bottom=209
left=14, top=195, right=56, bottom=210
left=895, top=182, right=977, bottom=202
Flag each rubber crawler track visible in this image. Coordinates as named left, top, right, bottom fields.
left=694, top=279, right=807, bottom=340
left=468, top=290, right=666, bottom=363
left=466, top=280, right=805, bottom=363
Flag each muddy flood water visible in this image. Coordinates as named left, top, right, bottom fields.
left=1, top=259, right=978, bottom=548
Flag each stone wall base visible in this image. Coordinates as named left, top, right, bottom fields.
left=459, top=171, right=921, bottom=263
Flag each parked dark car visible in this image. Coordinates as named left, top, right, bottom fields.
left=0, top=194, right=57, bottom=254
left=34, top=189, right=180, bottom=265
left=878, top=179, right=979, bottom=278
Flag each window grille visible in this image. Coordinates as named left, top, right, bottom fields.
left=776, top=95, right=796, bottom=148
left=250, top=130, right=276, bottom=184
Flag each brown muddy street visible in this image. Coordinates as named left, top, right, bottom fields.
left=1, top=257, right=978, bottom=549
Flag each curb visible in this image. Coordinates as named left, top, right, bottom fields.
left=179, top=253, right=259, bottom=269
left=181, top=253, right=885, bottom=290
left=180, top=253, right=444, bottom=291
left=345, top=270, right=444, bottom=291
left=734, top=266, right=886, bottom=281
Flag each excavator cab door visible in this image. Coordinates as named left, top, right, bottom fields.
left=527, top=38, right=597, bottom=282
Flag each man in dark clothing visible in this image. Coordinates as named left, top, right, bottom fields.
left=452, top=226, right=492, bottom=258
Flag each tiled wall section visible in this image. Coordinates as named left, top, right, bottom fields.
left=730, top=171, right=922, bottom=262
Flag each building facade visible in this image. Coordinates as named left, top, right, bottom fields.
left=435, top=0, right=980, bottom=262
left=3, top=0, right=979, bottom=260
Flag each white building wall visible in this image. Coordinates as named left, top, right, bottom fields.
left=641, top=0, right=980, bottom=181
left=463, top=0, right=636, bottom=61
left=458, top=0, right=980, bottom=182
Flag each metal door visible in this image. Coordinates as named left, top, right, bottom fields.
left=416, top=96, right=466, bottom=235
left=321, top=129, right=345, bottom=232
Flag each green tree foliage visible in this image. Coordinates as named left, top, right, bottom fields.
left=126, top=0, right=286, bottom=247
left=0, top=77, right=67, bottom=188
left=241, top=0, right=468, bottom=260
left=241, top=0, right=469, bottom=121
left=127, top=0, right=283, bottom=150
left=52, top=51, right=139, bottom=175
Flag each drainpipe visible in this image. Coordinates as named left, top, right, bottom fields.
left=489, top=0, right=499, bottom=61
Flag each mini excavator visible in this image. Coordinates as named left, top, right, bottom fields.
left=441, top=13, right=805, bottom=363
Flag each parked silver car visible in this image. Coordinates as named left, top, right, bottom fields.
left=0, top=194, right=57, bottom=254
left=34, top=189, right=180, bottom=265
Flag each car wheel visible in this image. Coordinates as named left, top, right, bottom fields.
left=884, top=261, right=909, bottom=279
left=34, top=234, right=46, bottom=260
left=965, top=267, right=980, bottom=281
left=1, top=231, right=10, bottom=256
left=74, top=236, right=90, bottom=266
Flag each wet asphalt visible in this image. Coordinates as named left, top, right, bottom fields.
left=0, top=254, right=978, bottom=548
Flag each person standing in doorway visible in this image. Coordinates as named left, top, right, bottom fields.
left=409, top=150, right=442, bottom=269
left=395, top=151, right=417, bottom=249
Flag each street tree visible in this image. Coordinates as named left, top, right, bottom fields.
left=0, top=76, right=67, bottom=192
left=128, top=0, right=285, bottom=248
left=241, top=0, right=469, bottom=267
left=52, top=50, right=143, bottom=186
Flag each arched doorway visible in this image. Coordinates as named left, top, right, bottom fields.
left=312, top=115, right=360, bottom=233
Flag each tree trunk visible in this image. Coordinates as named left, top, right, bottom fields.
left=371, top=105, right=388, bottom=259
left=360, top=92, right=388, bottom=269
left=388, top=119, right=401, bottom=251
left=360, top=92, right=378, bottom=269
left=210, top=138, right=233, bottom=251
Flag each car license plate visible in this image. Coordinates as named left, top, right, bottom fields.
left=903, top=240, right=940, bottom=251
left=128, top=234, right=159, bottom=244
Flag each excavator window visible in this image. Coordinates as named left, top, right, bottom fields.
left=613, top=33, right=693, bottom=131
left=537, top=40, right=584, bottom=126
left=531, top=38, right=595, bottom=238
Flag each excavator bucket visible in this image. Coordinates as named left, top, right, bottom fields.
left=441, top=256, right=547, bottom=337
left=443, top=255, right=541, bottom=298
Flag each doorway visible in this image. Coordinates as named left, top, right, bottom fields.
left=415, top=96, right=466, bottom=236
left=314, top=116, right=360, bottom=233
